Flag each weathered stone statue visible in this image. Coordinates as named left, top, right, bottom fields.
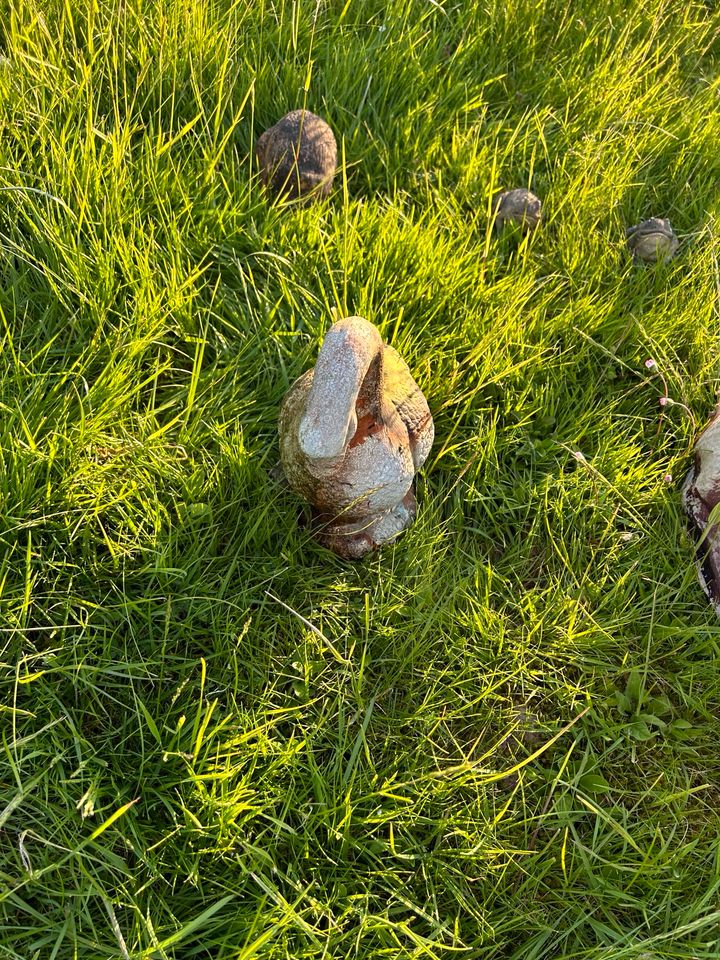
left=683, top=404, right=720, bottom=613
left=279, top=317, right=434, bottom=559
left=256, top=110, right=337, bottom=203
left=626, top=218, right=679, bottom=263
left=493, top=188, right=542, bottom=231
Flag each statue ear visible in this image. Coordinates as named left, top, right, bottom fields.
left=298, top=318, right=383, bottom=462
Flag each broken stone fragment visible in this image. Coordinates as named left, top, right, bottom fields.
left=682, top=404, right=720, bottom=613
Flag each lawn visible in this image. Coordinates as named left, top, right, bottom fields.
left=1, top=0, right=720, bottom=957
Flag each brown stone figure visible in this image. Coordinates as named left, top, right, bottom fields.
left=683, top=404, right=720, bottom=613
left=279, top=317, right=434, bottom=559
left=256, top=109, right=337, bottom=203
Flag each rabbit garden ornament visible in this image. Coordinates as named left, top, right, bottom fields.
left=279, top=317, right=434, bottom=559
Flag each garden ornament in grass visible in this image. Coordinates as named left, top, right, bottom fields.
left=626, top=218, right=679, bottom=264
left=682, top=404, right=720, bottom=614
left=493, top=188, right=542, bottom=231
left=256, top=109, right=337, bottom=203
left=279, top=316, right=434, bottom=559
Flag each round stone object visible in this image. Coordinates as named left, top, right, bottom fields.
left=256, top=109, right=337, bottom=203
left=493, top=188, right=542, bottom=231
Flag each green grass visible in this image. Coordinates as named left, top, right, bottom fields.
left=1, top=0, right=720, bottom=956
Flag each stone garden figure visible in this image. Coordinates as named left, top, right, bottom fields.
left=626, top=218, right=679, bottom=263
left=256, top=109, right=337, bottom=203
left=279, top=316, right=434, bottom=558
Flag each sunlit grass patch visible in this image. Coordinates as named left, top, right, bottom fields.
left=1, top=0, right=720, bottom=957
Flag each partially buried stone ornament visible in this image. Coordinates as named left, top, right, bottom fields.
left=279, top=316, right=434, bottom=559
left=626, top=218, right=678, bottom=264
left=256, top=109, right=337, bottom=203
left=493, top=188, right=542, bottom=231
left=683, top=404, right=720, bottom=613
